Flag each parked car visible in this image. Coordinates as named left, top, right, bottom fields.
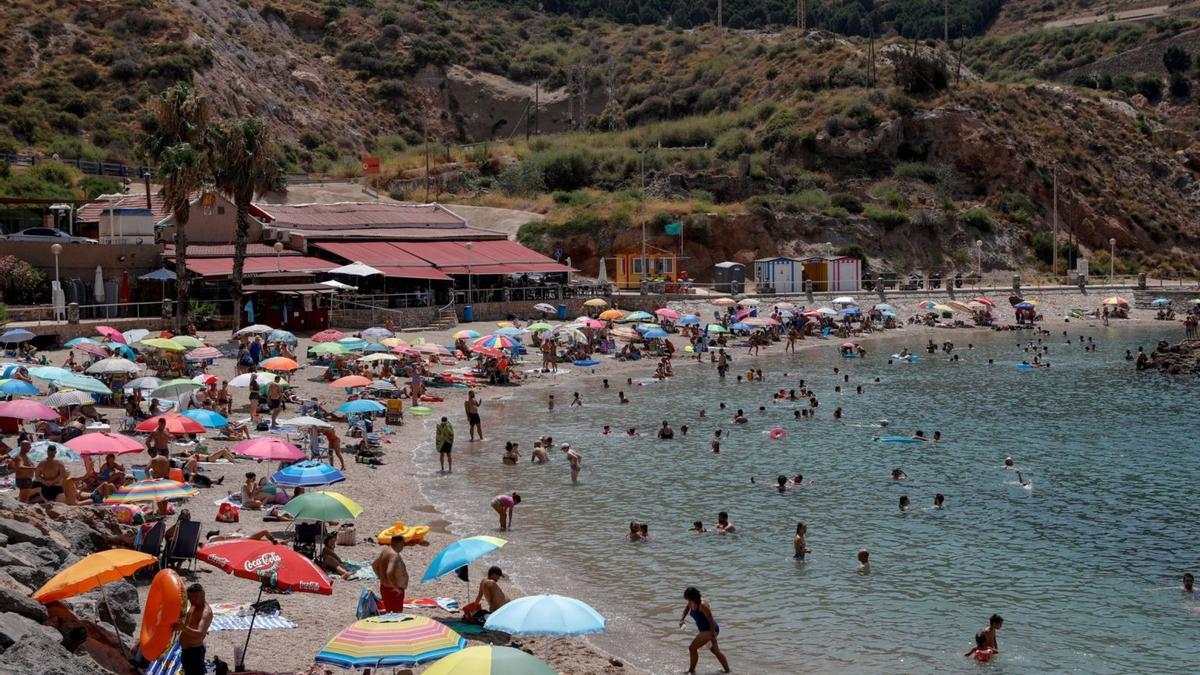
left=0, top=228, right=97, bottom=243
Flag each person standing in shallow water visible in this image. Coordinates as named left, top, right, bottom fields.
left=678, top=586, right=731, bottom=674
left=435, top=416, right=454, bottom=473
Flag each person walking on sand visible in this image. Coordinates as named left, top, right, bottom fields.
left=491, top=492, right=521, bottom=531
left=176, top=583, right=212, bottom=675
left=464, top=391, right=483, bottom=441
left=678, top=587, right=731, bottom=675
left=436, top=417, right=454, bottom=473
left=562, top=443, right=581, bottom=483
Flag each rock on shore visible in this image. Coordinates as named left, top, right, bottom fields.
left=1139, top=338, right=1200, bottom=374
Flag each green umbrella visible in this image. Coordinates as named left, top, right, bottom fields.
left=280, top=491, right=363, bottom=521
left=311, top=343, right=350, bottom=355
left=151, top=378, right=202, bottom=398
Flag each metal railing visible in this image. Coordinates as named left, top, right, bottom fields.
left=1, top=153, right=152, bottom=178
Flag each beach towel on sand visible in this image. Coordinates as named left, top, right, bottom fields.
left=209, top=613, right=297, bottom=631
left=404, top=597, right=460, bottom=612
left=346, top=561, right=377, bottom=581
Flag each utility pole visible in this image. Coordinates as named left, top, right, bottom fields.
left=533, top=83, right=539, bottom=136
left=799, top=0, right=805, bottom=31
left=1052, top=166, right=1059, bottom=280
left=868, top=28, right=875, bottom=87
left=423, top=121, right=430, bottom=203
left=639, top=148, right=647, bottom=283
left=717, top=0, right=723, bottom=30
left=944, top=0, right=949, bottom=44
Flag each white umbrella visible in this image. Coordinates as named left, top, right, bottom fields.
left=94, top=266, right=105, bottom=303
left=320, top=280, right=357, bottom=291
left=533, top=303, right=557, bottom=314
left=227, top=373, right=260, bottom=388
left=328, top=262, right=383, bottom=277
left=85, top=358, right=142, bottom=375
left=122, top=329, right=151, bottom=345
left=816, top=307, right=839, bottom=316
left=235, top=324, right=274, bottom=336
left=125, top=376, right=163, bottom=391
left=44, top=390, right=95, bottom=408
left=279, top=416, right=331, bottom=429
left=832, top=296, right=858, bottom=306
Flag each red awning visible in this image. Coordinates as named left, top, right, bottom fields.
left=376, top=266, right=453, bottom=281
left=176, top=256, right=339, bottom=278
left=312, top=241, right=431, bottom=267
left=440, top=262, right=574, bottom=275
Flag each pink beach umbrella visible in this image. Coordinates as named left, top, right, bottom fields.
left=575, top=318, right=605, bottom=330
left=415, top=343, right=453, bottom=356
left=232, top=437, right=305, bottom=462
left=66, top=432, right=145, bottom=456
left=654, top=308, right=680, bottom=321
left=390, top=345, right=419, bottom=356
left=0, top=399, right=60, bottom=421
left=96, top=326, right=127, bottom=344
left=73, top=342, right=111, bottom=358
left=312, top=329, right=346, bottom=343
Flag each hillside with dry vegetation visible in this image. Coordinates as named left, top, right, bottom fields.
left=2, top=0, right=1200, bottom=279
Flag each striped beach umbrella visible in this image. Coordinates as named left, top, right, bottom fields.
left=44, top=390, right=94, bottom=408
left=473, top=335, right=517, bottom=350
left=315, top=614, right=466, bottom=669
left=73, top=342, right=111, bottom=359
left=271, top=461, right=345, bottom=488
left=186, top=346, right=224, bottom=361
left=423, top=645, right=554, bottom=675
left=104, top=479, right=199, bottom=504
left=57, top=373, right=111, bottom=395
left=453, top=329, right=480, bottom=340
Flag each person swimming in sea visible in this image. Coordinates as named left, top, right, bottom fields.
left=626, top=427, right=639, bottom=437
left=715, top=511, right=736, bottom=533
left=601, top=425, right=611, bottom=436
left=626, top=521, right=645, bottom=542
left=857, top=548, right=870, bottom=572
left=530, top=442, right=550, bottom=464
left=899, top=495, right=910, bottom=512
left=933, top=493, right=945, bottom=509
left=911, top=430, right=928, bottom=442
left=891, top=468, right=908, bottom=480
left=732, top=409, right=748, bottom=424
left=689, top=521, right=707, bottom=533
left=794, top=521, right=811, bottom=561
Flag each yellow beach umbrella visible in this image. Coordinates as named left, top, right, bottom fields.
left=33, top=549, right=158, bottom=603
left=141, top=338, right=186, bottom=352
left=423, top=645, right=555, bottom=675
left=380, top=337, right=408, bottom=348
left=933, top=304, right=955, bottom=314
left=582, top=298, right=608, bottom=307
left=597, top=309, right=624, bottom=321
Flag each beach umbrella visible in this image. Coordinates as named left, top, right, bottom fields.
left=0, top=379, right=38, bottom=396
left=123, top=328, right=150, bottom=345
left=361, top=327, right=395, bottom=341
left=235, top=324, right=274, bottom=336
left=28, top=366, right=71, bottom=381
left=316, top=614, right=465, bottom=669
left=358, top=353, right=400, bottom=363
left=312, top=329, right=346, bottom=343
left=73, top=342, right=111, bottom=359
left=141, top=338, right=185, bottom=352
left=737, top=298, right=760, bottom=306
left=380, top=337, right=409, bottom=348
left=66, top=432, right=144, bottom=456
left=391, top=345, right=419, bottom=356
left=65, top=337, right=100, bottom=348
left=423, top=646, right=555, bottom=675
left=281, top=491, right=363, bottom=521
left=197, top=539, right=332, bottom=670
left=44, top=390, right=93, bottom=408
left=271, top=461, right=345, bottom=488
left=832, top=296, right=858, bottom=306
left=654, top=308, right=681, bottom=321
left=597, top=309, right=624, bottom=321
left=710, top=298, right=736, bottom=307
left=1151, top=298, right=1170, bottom=307
left=192, top=374, right=218, bottom=386
left=533, top=302, right=557, bottom=314
left=582, top=298, right=608, bottom=308
left=311, top=342, right=351, bottom=356
left=136, top=413, right=205, bottom=435
left=106, top=342, right=137, bottom=360
left=336, top=399, right=386, bottom=415
left=474, top=335, right=517, bottom=350
left=125, top=376, right=163, bottom=393
left=642, top=328, right=669, bottom=339
left=95, top=326, right=126, bottom=344
left=367, top=379, right=399, bottom=392
left=483, top=595, right=606, bottom=637
left=1103, top=296, right=1130, bottom=306
left=933, top=304, right=955, bottom=314
left=422, top=536, right=507, bottom=583
left=744, top=316, right=780, bottom=326
left=85, top=358, right=141, bottom=375
left=363, top=342, right=389, bottom=354
left=33, top=549, right=157, bottom=603
left=185, top=347, right=223, bottom=361
left=729, top=322, right=750, bottom=331
left=330, top=375, right=373, bottom=389
left=493, top=327, right=526, bottom=338
left=971, top=297, right=996, bottom=307
left=233, top=437, right=305, bottom=462
left=677, top=314, right=701, bottom=325
left=226, top=373, right=263, bottom=388
left=181, top=409, right=229, bottom=428
left=280, top=415, right=332, bottom=428
left=1014, top=302, right=1035, bottom=310
left=881, top=310, right=897, bottom=318
left=471, top=345, right=503, bottom=358
left=704, top=324, right=728, bottom=334
left=452, top=330, right=480, bottom=340
left=0, top=399, right=59, bottom=420
left=773, top=302, right=796, bottom=310
left=22, top=441, right=80, bottom=462
left=966, top=301, right=988, bottom=312
left=260, top=356, right=300, bottom=371
left=874, top=303, right=896, bottom=312
left=337, top=337, right=369, bottom=351
left=151, top=378, right=202, bottom=399
left=620, top=311, right=652, bottom=323
left=526, top=323, right=554, bottom=334
left=575, top=317, right=606, bottom=329
left=0, top=328, right=35, bottom=344
left=550, top=326, right=587, bottom=344
left=838, top=308, right=863, bottom=317
left=267, top=329, right=297, bottom=345
left=1191, top=299, right=1200, bottom=305
left=816, top=307, right=838, bottom=317
left=104, top=479, right=199, bottom=504
left=915, top=300, right=938, bottom=311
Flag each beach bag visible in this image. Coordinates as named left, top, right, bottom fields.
left=337, top=525, right=356, bottom=546
left=216, top=502, right=239, bottom=523
left=356, top=587, right=380, bottom=619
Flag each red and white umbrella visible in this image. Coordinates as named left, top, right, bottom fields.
left=971, top=297, right=996, bottom=307
left=312, top=329, right=346, bottom=343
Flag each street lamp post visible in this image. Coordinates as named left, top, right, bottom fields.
left=273, top=241, right=284, bottom=272
left=1108, top=238, right=1116, bottom=283
left=975, top=240, right=983, bottom=285
left=464, top=241, right=474, bottom=306
left=50, top=243, right=62, bottom=284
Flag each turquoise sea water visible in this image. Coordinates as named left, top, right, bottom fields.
left=417, top=324, right=1199, bottom=674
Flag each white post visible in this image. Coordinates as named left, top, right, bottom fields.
left=273, top=241, right=284, bottom=272
left=1109, top=238, right=1116, bottom=283
left=1052, top=168, right=1058, bottom=281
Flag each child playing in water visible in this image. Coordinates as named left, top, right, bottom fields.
left=793, top=522, right=811, bottom=561
left=965, top=632, right=995, bottom=662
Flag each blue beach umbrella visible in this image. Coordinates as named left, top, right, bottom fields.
left=363, top=342, right=390, bottom=353
left=271, top=460, right=346, bottom=488
left=677, top=315, right=701, bottom=325
left=1151, top=298, right=1170, bottom=307
left=0, top=329, right=35, bottom=344
left=1014, top=302, right=1035, bottom=310
left=642, top=328, right=669, bottom=339
left=336, top=399, right=386, bottom=415
left=105, top=342, right=137, bottom=359
left=483, top=595, right=607, bottom=637
left=729, top=322, right=750, bottom=331
left=337, top=337, right=369, bottom=351
left=181, top=408, right=229, bottom=428
left=268, top=329, right=297, bottom=344
left=494, top=327, right=526, bottom=337
left=64, top=337, right=100, bottom=348
left=0, top=379, right=39, bottom=396
left=28, top=366, right=71, bottom=382
left=422, top=536, right=507, bottom=582
left=840, top=307, right=863, bottom=316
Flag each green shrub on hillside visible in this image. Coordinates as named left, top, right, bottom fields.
left=1163, top=45, right=1191, bottom=73
left=831, top=192, right=863, bottom=214
left=498, top=161, right=547, bottom=196
left=78, top=176, right=122, bottom=199
left=714, top=128, right=753, bottom=159
left=892, top=162, right=942, bottom=184
left=958, top=207, right=994, bottom=232
left=864, top=205, right=908, bottom=228
left=535, top=149, right=593, bottom=191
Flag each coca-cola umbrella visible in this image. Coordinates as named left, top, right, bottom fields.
left=196, top=539, right=333, bottom=670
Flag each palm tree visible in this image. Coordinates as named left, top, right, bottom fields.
left=142, top=84, right=210, bottom=333
left=210, top=118, right=283, bottom=335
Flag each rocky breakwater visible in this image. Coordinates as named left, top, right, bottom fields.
left=0, top=493, right=142, bottom=674
left=1137, top=338, right=1200, bottom=374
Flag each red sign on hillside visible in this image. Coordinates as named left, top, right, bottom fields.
left=362, top=157, right=380, bottom=174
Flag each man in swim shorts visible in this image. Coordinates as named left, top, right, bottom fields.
left=372, top=535, right=424, bottom=613
left=34, top=445, right=67, bottom=503
left=464, top=391, right=483, bottom=441
left=562, top=444, right=581, bottom=484
left=177, top=583, right=212, bottom=675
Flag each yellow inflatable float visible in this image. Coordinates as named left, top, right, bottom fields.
left=377, top=521, right=430, bottom=545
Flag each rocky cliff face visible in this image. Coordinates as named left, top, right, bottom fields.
left=1139, top=338, right=1200, bottom=374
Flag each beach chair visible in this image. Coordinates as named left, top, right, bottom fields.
left=134, top=520, right=166, bottom=577
left=164, top=520, right=201, bottom=571
left=293, top=521, right=322, bottom=560
left=385, top=399, right=403, bottom=425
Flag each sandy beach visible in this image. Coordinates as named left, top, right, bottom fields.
left=9, top=288, right=1180, bottom=674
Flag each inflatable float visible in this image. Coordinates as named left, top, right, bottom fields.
left=140, top=569, right=185, bottom=661
left=419, top=395, right=444, bottom=403
left=573, top=359, right=600, bottom=367
left=377, top=521, right=430, bottom=545
left=890, top=354, right=920, bottom=361
left=874, top=436, right=925, bottom=444
left=409, top=406, right=432, bottom=416
left=768, top=427, right=788, bottom=440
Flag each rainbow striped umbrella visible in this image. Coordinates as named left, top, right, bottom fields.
left=315, top=614, right=465, bottom=668
left=473, top=335, right=517, bottom=350
left=452, top=330, right=480, bottom=340
left=103, top=479, right=199, bottom=504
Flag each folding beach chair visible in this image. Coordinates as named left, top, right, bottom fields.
left=164, top=520, right=201, bottom=571
left=293, top=520, right=322, bottom=560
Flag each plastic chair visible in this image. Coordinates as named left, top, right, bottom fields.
left=164, top=520, right=201, bottom=571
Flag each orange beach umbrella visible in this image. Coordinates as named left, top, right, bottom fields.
left=33, top=549, right=158, bottom=603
